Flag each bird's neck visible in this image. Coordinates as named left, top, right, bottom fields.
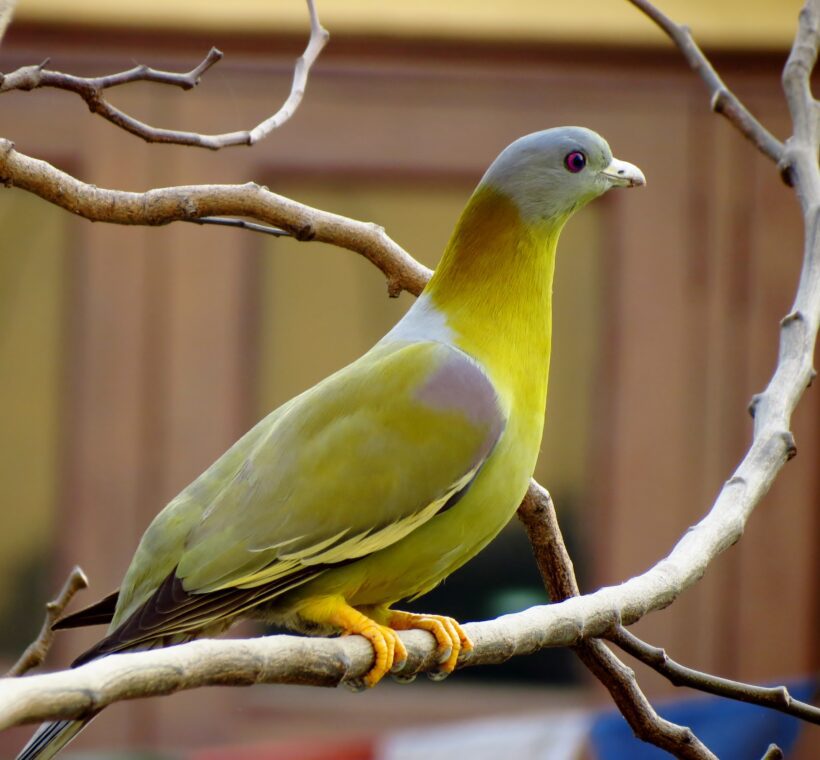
left=426, top=185, right=563, bottom=411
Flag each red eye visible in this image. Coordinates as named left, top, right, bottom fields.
left=564, top=151, right=587, bottom=173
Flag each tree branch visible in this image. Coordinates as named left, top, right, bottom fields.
left=247, top=0, right=329, bottom=145
left=0, top=47, right=223, bottom=94
left=0, top=140, right=431, bottom=298
left=576, top=641, right=717, bottom=760
left=781, top=1, right=820, bottom=194
left=626, top=0, right=785, bottom=164
left=0, top=0, right=328, bottom=149
left=6, top=567, right=88, bottom=678
left=0, top=456, right=810, bottom=731
left=609, top=627, right=820, bottom=725
left=518, top=485, right=717, bottom=760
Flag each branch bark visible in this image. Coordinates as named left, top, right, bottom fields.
left=518, top=485, right=717, bottom=760
left=0, top=0, right=328, bottom=149
left=609, top=626, right=820, bottom=725
left=575, top=641, right=716, bottom=760
left=0, top=140, right=431, bottom=298
left=5, top=567, right=88, bottom=678
left=626, top=0, right=785, bottom=164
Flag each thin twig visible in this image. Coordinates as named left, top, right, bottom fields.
left=0, top=0, right=328, bottom=149
left=188, top=217, right=291, bottom=237
left=0, top=47, right=222, bottom=93
left=6, top=567, right=88, bottom=677
left=247, top=0, right=329, bottom=144
left=518, top=485, right=717, bottom=760
left=0, top=51, right=223, bottom=145
left=626, top=0, right=785, bottom=164
left=609, top=627, right=820, bottom=725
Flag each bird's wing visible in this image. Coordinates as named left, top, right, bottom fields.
left=90, top=340, right=505, bottom=659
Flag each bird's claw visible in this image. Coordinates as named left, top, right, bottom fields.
left=343, top=678, right=367, bottom=693
left=391, top=671, right=417, bottom=684
left=427, top=668, right=452, bottom=682
left=388, top=610, right=472, bottom=679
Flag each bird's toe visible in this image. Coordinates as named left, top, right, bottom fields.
left=388, top=610, right=471, bottom=677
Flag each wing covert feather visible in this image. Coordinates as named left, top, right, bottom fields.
left=114, top=341, right=504, bottom=633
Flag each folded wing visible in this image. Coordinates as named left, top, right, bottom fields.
left=77, top=341, right=505, bottom=663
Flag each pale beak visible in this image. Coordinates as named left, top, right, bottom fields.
left=601, top=157, right=646, bottom=188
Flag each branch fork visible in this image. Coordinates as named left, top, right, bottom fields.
left=0, top=1, right=326, bottom=149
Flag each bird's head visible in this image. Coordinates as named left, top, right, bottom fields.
left=479, top=127, right=645, bottom=223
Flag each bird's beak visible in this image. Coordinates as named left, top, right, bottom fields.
left=601, top=157, right=646, bottom=188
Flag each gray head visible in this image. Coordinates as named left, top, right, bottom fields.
left=480, top=127, right=645, bottom=222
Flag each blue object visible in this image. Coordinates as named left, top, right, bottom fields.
left=589, top=678, right=817, bottom=759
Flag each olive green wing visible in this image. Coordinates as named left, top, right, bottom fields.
left=82, top=341, right=504, bottom=662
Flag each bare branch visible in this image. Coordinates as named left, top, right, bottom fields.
left=0, top=0, right=328, bottom=149
left=518, top=485, right=717, bottom=759
left=611, top=0, right=820, bottom=703
left=610, top=627, right=820, bottom=725
left=517, top=484, right=579, bottom=599
left=576, top=641, right=716, bottom=760
left=0, top=619, right=673, bottom=728
left=0, top=47, right=223, bottom=94
left=0, top=140, right=431, bottom=298
left=626, top=0, right=785, bottom=163
left=247, top=0, right=329, bottom=144
left=781, top=1, right=820, bottom=194
left=6, top=567, right=88, bottom=678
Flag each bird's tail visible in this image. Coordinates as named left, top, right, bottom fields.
left=15, top=717, right=95, bottom=760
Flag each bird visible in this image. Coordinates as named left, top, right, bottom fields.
left=17, top=126, right=644, bottom=759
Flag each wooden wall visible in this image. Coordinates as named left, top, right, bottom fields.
left=0, top=23, right=816, bottom=757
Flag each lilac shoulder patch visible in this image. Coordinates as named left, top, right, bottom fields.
left=416, top=348, right=506, bottom=459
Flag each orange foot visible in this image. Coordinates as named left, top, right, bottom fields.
left=297, top=596, right=408, bottom=688
left=388, top=610, right=473, bottom=679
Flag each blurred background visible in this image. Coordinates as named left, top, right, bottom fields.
left=0, top=0, right=817, bottom=757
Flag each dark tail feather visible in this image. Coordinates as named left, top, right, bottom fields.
left=15, top=718, right=95, bottom=760
left=52, top=590, right=119, bottom=630
left=16, top=588, right=115, bottom=759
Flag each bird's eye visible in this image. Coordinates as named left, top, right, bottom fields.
left=564, top=151, right=587, bottom=173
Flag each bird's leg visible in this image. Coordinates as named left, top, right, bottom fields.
left=383, top=609, right=473, bottom=678
left=296, top=596, right=408, bottom=688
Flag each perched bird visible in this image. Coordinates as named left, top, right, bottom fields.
left=18, top=126, right=644, bottom=759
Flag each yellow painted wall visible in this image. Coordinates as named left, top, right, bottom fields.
left=14, top=0, right=801, bottom=49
